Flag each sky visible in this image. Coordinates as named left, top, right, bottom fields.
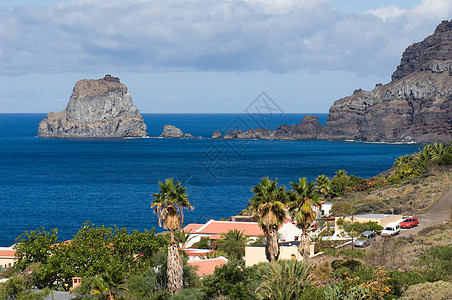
left=0, top=0, right=451, bottom=113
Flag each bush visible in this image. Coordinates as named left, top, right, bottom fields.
left=171, top=287, right=204, bottom=300
left=401, top=280, right=452, bottom=300
left=388, top=269, right=425, bottom=298
left=0, top=274, right=50, bottom=299
left=331, top=259, right=361, bottom=272
left=202, top=261, right=256, bottom=300
left=417, top=245, right=452, bottom=281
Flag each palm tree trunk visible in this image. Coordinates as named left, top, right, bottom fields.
left=167, top=231, right=183, bottom=294
left=265, top=228, right=280, bottom=262
left=299, top=228, right=310, bottom=263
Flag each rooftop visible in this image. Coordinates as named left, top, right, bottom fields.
left=184, top=219, right=264, bottom=236
left=187, top=256, right=228, bottom=277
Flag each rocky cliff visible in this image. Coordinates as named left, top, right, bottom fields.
left=219, top=20, right=452, bottom=143
left=321, top=20, right=452, bottom=143
left=38, top=75, right=147, bottom=138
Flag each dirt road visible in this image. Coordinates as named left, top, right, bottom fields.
left=399, top=186, right=452, bottom=236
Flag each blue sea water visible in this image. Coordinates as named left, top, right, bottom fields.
left=0, top=113, right=421, bottom=246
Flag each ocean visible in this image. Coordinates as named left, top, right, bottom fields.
left=0, top=113, right=421, bottom=246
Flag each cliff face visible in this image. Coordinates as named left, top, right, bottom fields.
left=38, top=75, right=147, bottom=138
left=321, top=20, right=452, bottom=143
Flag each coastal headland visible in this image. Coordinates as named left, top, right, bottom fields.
left=216, top=20, right=452, bottom=144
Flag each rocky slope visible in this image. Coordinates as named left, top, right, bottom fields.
left=220, top=20, right=452, bottom=143
left=321, top=20, right=452, bottom=143
left=38, top=75, right=147, bottom=138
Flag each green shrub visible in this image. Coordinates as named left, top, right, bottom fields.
left=388, top=269, right=425, bottom=298
left=255, top=260, right=312, bottom=300
left=202, top=261, right=256, bottom=300
left=417, top=245, right=452, bottom=281
left=331, top=259, right=361, bottom=273
left=171, top=287, right=204, bottom=300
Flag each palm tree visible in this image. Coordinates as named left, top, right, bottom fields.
left=288, top=177, right=320, bottom=263
left=90, top=273, right=127, bottom=300
left=430, top=142, right=449, bottom=161
left=413, top=144, right=433, bottom=162
left=315, top=174, right=331, bottom=199
left=218, top=229, right=250, bottom=260
left=151, top=178, right=193, bottom=294
left=174, top=229, right=195, bottom=249
left=248, top=177, right=287, bottom=262
left=256, top=260, right=312, bottom=300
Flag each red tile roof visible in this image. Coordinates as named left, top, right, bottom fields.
left=0, top=249, right=15, bottom=258
left=183, top=224, right=203, bottom=232
left=183, top=249, right=214, bottom=257
left=185, top=220, right=265, bottom=236
left=187, top=257, right=228, bottom=277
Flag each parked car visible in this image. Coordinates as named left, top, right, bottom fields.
left=354, top=231, right=376, bottom=247
left=400, top=217, right=419, bottom=228
left=381, top=222, right=400, bottom=236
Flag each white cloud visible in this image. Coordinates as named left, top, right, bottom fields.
left=366, top=5, right=407, bottom=21
left=0, top=0, right=450, bottom=76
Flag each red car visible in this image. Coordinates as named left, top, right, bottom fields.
left=400, top=217, right=419, bottom=228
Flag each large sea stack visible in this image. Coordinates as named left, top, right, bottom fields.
left=38, top=75, right=147, bottom=138
left=320, top=20, right=452, bottom=143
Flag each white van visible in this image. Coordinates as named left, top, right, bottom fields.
left=381, top=222, right=400, bottom=236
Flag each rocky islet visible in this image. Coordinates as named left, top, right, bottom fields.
left=38, top=75, right=148, bottom=138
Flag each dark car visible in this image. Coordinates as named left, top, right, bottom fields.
left=353, top=231, right=377, bottom=247
left=400, top=217, right=419, bottom=228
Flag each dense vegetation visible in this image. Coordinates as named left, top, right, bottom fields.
left=1, top=142, right=451, bottom=299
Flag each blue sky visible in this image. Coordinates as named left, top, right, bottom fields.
left=0, top=0, right=451, bottom=113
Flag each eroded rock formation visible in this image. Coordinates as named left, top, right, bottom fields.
left=160, top=125, right=197, bottom=138
left=161, top=125, right=184, bottom=138
left=38, top=75, right=147, bottom=138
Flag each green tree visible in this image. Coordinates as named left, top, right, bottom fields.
left=256, top=260, right=312, bottom=300
left=14, top=227, right=58, bottom=271
left=13, top=227, right=58, bottom=289
left=288, top=177, right=320, bottom=262
left=217, top=229, right=250, bottom=260
left=51, top=223, right=164, bottom=290
left=248, top=177, right=287, bottom=262
left=330, top=170, right=349, bottom=197
left=315, top=174, right=331, bottom=199
left=151, top=178, right=193, bottom=294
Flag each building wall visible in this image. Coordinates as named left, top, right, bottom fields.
left=0, top=247, right=15, bottom=268
left=0, top=257, right=14, bottom=268
left=245, top=245, right=314, bottom=267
